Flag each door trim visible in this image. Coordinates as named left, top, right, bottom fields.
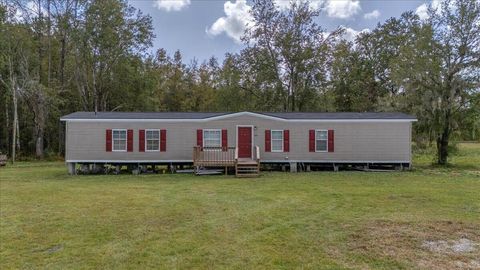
left=236, top=125, right=254, bottom=159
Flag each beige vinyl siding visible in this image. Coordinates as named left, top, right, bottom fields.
left=65, top=114, right=412, bottom=162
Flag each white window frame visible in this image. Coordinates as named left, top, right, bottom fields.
left=112, top=129, right=127, bottom=152
left=145, top=129, right=160, bottom=152
left=203, top=129, right=222, bottom=148
left=315, top=129, right=328, bottom=153
left=270, top=130, right=284, bottom=152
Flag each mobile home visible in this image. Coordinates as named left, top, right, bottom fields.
left=60, top=111, right=416, bottom=176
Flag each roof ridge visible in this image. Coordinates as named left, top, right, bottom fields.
left=61, top=111, right=416, bottom=120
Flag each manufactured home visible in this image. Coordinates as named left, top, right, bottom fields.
left=60, top=111, right=417, bottom=176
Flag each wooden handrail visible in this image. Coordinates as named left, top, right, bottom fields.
left=255, top=145, right=260, bottom=161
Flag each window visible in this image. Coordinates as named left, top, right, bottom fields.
left=203, top=129, right=221, bottom=147
left=271, top=130, right=283, bottom=152
left=315, top=130, right=328, bottom=152
left=112, top=129, right=127, bottom=151
left=146, top=130, right=160, bottom=151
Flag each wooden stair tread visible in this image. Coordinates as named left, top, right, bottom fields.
left=235, top=158, right=260, bottom=178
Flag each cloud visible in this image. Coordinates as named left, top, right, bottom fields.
left=209, top=0, right=363, bottom=43
left=363, top=9, right=380, bottom=20
left=415, top=3, right=429, bottom=20
left=342, top=27, right=370, bottom=42
left=274, top=0, right=323, bottom=10
left=206, top=0, right=254, bottom=43
left=153, top=0, right=191, bottom=12
left=415, top=0, right=442, bottom=20
left=325, top=0, right=361, bottom=19
left=273, top=0, right=361, bottom=19
left=321, top=26, right=369, bottom=43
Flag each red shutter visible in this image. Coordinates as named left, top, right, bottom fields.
left=127, top=129, right=133, bottom=152
left=265, top=130, right=271, bottom=152
left=106, top=129, right=112, bottom=152
left=328, top=129, right=334, bottom=152
left=309, top=130, right=315, bottom=152
left=197, top=129, right=203, bottom=147
left=222, top=129, right=228, bottom=151
left=160, top=129, right=167, bottom=152
left=284, top=130, right=289, bottom=152
left=139, top=130, right=145, bottom=152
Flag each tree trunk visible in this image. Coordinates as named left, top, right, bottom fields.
left=5, top=97, right=9, bottom=157
left=12, top=84, right=18, bottom=163
left=58, top=121, right=64, bottom=156
left=436, top=127, right=450, bottom=165
left=33, top=92, right=46, bottom=159
left=35, top=126, right=45, bottom=159
left=60, top=33, right=66, bottom=89
left=37, top=0, right=43, bottom=85
left=47, top=0, right=52, bottom=87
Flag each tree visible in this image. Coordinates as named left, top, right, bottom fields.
left=331, top=41, right=380, bottom=112
left=356, top=12, right=421, bottom=109
left=0, top=6, right=37, bottom=161
left=215, top=53, right=249, bottom=111
left=242, top=0, right=342, bottom=111
left=393, top=0, right=480, bottom=164
left=74, top=0, right=153, bottom=111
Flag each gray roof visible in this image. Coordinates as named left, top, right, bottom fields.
left=61, top=111, right=228, bottom=120
left=260, top=112, right=416, bottom=119
left=61, top=111, right=416, bottom=120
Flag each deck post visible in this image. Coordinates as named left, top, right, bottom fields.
left=333, top=163, right=339, bottom=172
left=67, top=162, right=76, bottom=175
left=131, top=164, right=140, bottom=175
left=80, top=164, right=89, bottom=174
left=290, top=162, right=297, bottom=173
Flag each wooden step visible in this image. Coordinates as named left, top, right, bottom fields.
left=236, top=167, right=259, bottom=171
left=235, top=158, right=260, bottom=177
left=236, top=174, right=259, bottom=178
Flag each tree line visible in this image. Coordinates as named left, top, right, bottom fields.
left=0, top=0, right=479, bottom=165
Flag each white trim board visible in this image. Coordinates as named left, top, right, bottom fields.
left=61, top=111, right=417, bottom=123
left=66, top=160, right=193, bottom=163
left=66, top=159, right=411, bottom=164
left=261, top=160, right=411, bottom=163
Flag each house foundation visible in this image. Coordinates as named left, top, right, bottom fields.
left=290, top=162, right=297, bottom=173
left=67, top=162, right=76, bottom=175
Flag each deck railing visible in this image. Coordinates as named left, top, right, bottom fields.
left=254, top=145, right=260, bottom=162
left=193, top=146, right=236, bottom=167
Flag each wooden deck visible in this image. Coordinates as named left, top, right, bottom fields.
left=193, top=146, right=260, bottom=177
left=236, top=158, right=258, bottom=165
left=193, top=146, right=236, bottom=167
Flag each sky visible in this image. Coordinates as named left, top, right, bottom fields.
left=127, top=0, right=436, bottom=63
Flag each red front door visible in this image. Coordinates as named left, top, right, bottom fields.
left=237, top=127, right=252, bottom=158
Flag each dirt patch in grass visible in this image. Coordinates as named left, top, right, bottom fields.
left=347, top=220, right=480, bottom=269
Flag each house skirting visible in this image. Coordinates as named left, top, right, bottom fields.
left=65, top=160, right=411, bottom=175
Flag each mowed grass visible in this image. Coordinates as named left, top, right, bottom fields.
left=1, top=144, right=479, bottom=269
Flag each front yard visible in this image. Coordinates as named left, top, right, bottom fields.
left=0, top=143, right=479, bottom=269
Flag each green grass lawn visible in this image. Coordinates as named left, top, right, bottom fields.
left=1, top=144, right=479, bottom=269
